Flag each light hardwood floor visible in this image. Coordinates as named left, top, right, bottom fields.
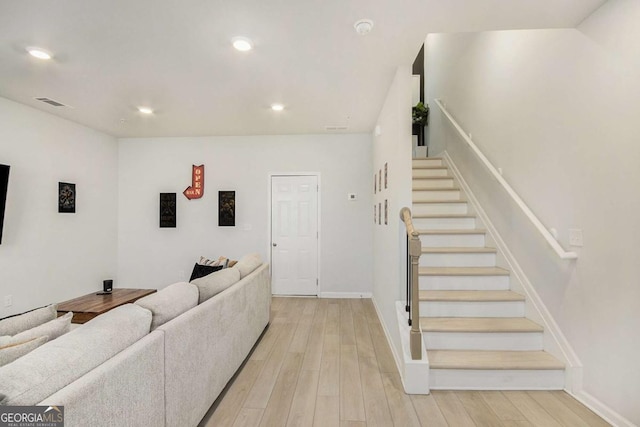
left=199, top=297, right=610, bottom=427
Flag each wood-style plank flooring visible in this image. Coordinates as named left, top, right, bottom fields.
left=199, top=297, right=610, bottom=427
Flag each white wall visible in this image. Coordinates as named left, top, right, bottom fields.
left=425, top=1, right=640, bottom=424
left=117, top=134, right=373, bottom=296
left=0, top=97, right=118, bottom=317
left=371, top=66, right=414, bottom=370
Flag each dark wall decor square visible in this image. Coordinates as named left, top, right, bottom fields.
left=374, top=204, right=376, bottom=224
left=374, top=174, right=376, bottom=194
left=218, top=191, right=235, bottom=226
left=385, top=199, right=388, bottom=225
left=58, top=182, right=76, bottom=213
left=379, top=169, right=382, bottom=191
left=384, top=163, right=388, bottom=189
left=378, top=202, right=381, bottom=225
left=159, top=193, right=177, bottom=228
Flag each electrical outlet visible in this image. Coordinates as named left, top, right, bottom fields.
left=569, top=229, right=583, bottom=247
left=4, top=295, right=12, bottom=307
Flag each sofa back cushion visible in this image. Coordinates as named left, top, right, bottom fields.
left=11, top=312, right=72, bottom=343
left=191, top=267, right=240, bottom=303
left=0, top=336, right=48, bottom=367
left=0, top=305, right=57, bottom=336
left=0, top=304, right=151, bottom=406
left=135, top=282, right=199, bottom=330
left=233, top=253, right=262, bottom=279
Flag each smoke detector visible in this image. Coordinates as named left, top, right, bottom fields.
left=354, top=19, right=374, bottom=35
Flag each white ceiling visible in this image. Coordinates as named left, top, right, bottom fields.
left=0, top=0, right=606, bottom=138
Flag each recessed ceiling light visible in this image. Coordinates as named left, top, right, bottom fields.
left=138, top=107, right=153, bottom=114
left=232, top=37, right=253, bottom=52
left=27, top=47, right=52, bottom=60
left=271, top=104, right=284, bottom=111
left=354, top=19, right=374, bottom=35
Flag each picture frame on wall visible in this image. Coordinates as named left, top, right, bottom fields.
left=384, top=163, right=388, bottom=189
left=385, top=199, right=388, bottom=225
left=159, top=193, right=177, bottom=228
left=58, top=182, right=76, bottom=213
left=379, top=169, right=382, bottom=191
left=374, top=204, right=376, bottom=224
left=378, top=202, right=381, bottom=225
left=219, top=191, right=236, bottom=226
left=374, top=174, right=377, bottom=194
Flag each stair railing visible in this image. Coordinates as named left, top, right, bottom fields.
left=400, top=207, right=422, bottom=360
left=434, top=99, right=578, bottom=260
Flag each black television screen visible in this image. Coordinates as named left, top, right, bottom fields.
left=0, top=164, right=9, bottom=244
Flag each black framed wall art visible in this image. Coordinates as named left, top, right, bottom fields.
left=218, top=191, right=235, bottom=226
left=58, top=182, right=76, bottom=213
left=159, top=193, right=177, bottom=228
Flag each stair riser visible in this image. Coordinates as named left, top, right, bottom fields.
left=412, top=217, right=476, bottom=230
left=420, top=252, right=496, bottom=268
left=413, top=169, right=449, bottom=178
left=412, top=203, right=468, bottom=215
left=424, top=332, right=543, bottom=351
left=429, top=369, right=565, bottom=390
left=419, top=275, right=510, bottom=290
left=413, top=159, right=443, bottom=168
left=419, top=234, right=485, bottom=247
left=413, top=179, right=455, bottom=189
left=420, top=301, right=525, bottom=318
left=413, top=190, right=461, bottom=201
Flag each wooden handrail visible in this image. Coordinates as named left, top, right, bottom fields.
left=400, top=207, right=423, bottom=360
left=434, top=99, right=578, bottom=260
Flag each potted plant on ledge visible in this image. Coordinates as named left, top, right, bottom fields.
left=412, top=102, right=429, bottom=157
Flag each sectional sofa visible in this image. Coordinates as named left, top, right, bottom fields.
left=0, top=258, right=271, bottom=427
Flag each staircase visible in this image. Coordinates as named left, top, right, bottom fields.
left=412, top=157, right=565, bottom=390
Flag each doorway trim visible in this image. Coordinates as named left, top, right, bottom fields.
left=268, top=172, right=321, bottom=296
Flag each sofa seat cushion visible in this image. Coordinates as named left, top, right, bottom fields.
left=234, top=253, right=262, bottom=279
left=0, top=303, right=152, bottom=406
left=191, top=267, right=240, bottom=303
left=135, top=282, right=198, bottom=330
left=0, top=305, right=58, bottom=336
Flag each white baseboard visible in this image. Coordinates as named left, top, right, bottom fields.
left=571, top=390, right=636, bottom=427
left=371, top=297, right=403, bottom=380
left=319, top=292, right=372, bottom=299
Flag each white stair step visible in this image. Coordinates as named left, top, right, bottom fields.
left=413, top=188, right=461, bottom=201
left=412, top=201, right=468, bottom=215
left=419, top=290, right=525, bottom=317
left=419, top=267, right=511, bottom=291
left=420, top=247, right=497, bottom=267
left=418, top=229, right=486, bottom=247
left=421, top=317, right=543, bottom=351
left=413, top=168, right=449, bottom=178
left=412, top=215, right=476, bottom=230
left=428, top=350, right=564, bottom=370
left=428, top=350, right=565, bottom=390
left=413, top=178, right=455, bottom=189
left=413, top=158, right=443, bottom=168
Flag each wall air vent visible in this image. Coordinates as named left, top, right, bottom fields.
left=325, top=125, right=349, bottom=131
left=34, top=97, right=69, bottom=107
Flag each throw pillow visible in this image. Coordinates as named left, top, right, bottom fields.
left=0, top=336, right=48, bottom=367
left=191, top=267, right=240, bottom=303
left=0, top=305, right=58, bottom=336
left=234, top=253, right=262, bottom=279
left=12, top=312, right=72, bottom=343
left=135, top=282, right=199, bottom=330
left=189, top=263, right=224, bottom=282
left=198, top=256, right=221, bottom=266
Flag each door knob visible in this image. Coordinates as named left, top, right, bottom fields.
left=272, top=243, right=278, bottom=247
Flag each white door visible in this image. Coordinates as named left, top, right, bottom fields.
left=271, top=175, right=319, bottom=295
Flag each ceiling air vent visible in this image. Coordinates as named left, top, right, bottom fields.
left=325, top=125, right=349, bottom=131
left=34, top=97, right=68, bottom=107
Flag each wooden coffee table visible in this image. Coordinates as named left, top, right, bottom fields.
left=57, top=288, right=156, bottom=324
